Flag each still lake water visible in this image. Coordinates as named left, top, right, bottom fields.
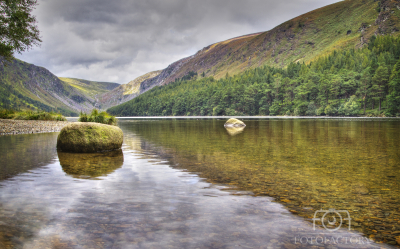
left=0, top=118, right=399, bottom=248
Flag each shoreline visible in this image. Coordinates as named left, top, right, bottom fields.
left=114, top=116, right=400, bottom=119
left=0, top=119, right=70, bottom=136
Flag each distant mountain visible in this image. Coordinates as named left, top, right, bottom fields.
left=0, top=59, right=98, bottom=116
left=0, top=58, right=162, bottom=114
left=2, top=0, right=399, bottom=116
left=59, top=77, right=120, bottom=109
left=59, top=78, right=119, bottom=98
left=138, top=0, right=400, bottom=93
left=98, top=70, right=161, bottom=110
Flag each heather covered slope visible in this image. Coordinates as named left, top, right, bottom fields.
left=138, top=0, right=400, bottom=93
left=0, top=59, right=96, bottom=116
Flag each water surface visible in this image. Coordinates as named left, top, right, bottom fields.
left=0, top=118, right=398, bottom=248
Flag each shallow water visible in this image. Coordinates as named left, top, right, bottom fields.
left=0, top=118, right=398, bottom=248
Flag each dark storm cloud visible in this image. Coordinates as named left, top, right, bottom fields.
left=16, top=0, right=340, bottom=83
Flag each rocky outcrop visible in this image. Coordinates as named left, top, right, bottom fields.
left=139, top=56, right=194, bottom=94
left=57, top=122, right=123, bottom=153
left=375, top=0, right=400, bottom=35
left=99, top=70, right=161, bottom=109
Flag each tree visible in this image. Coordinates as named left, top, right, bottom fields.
left=386, top=60, right=400, bottom=116
left=338, top=95, right=360, bottom=116
left=306, top=102, right=317, bottom=116
left=371, top=65, right=389, bottom=112
left=357, top=69, right=371, bottom=115
left=0, top=0, right=41, bottom=61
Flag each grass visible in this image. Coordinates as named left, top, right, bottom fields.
left=0, top=109, right=67, bottom=121
left=79, top=109, right=117, bottom=126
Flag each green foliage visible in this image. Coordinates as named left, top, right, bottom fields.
left=178, top=71, right=198, bottom=81
left=0, top=109, right=15, bottom=119
left=0, top=109, right=66, bottom=121
left=108, top=35, right=400, bottom=117
left=79, top=109, right=117, bottom=126
left=386, top=59, right=400, bottom=116
left=0, top=0, right=41, bottom=61
left=306, top=102, right=317, bottom=116
left=325, top=105, right=337, bottom=116
left=316, top=105, right=326, bottom=116
left=338, top=95, right=360, bottom=116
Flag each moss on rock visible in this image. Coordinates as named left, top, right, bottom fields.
left=57, top=122, right=123, bottom=153
left=224, top=118, right=246, bottom=128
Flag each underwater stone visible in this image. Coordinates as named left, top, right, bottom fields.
left=224, top=118, right=246, bottom=128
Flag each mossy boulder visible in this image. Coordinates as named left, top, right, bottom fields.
left=224, top=118, right=246, bottom=128
left=57, top=122, right=123, bottom=153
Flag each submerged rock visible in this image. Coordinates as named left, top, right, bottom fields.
left=224, top=118, right=246, bottom=128
left=57, top=122, right=123, bottom=153
left=225, top=126, right=245, bottom=136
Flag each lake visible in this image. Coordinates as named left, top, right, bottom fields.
left=0, top=118, right=399, bottom=248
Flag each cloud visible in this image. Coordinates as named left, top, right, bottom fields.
left=16, top=0, right=340, bottom=84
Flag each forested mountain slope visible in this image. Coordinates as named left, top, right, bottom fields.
left=138, top=0, right=400, bottom=94
left=108, top=35, right=400, bottom=117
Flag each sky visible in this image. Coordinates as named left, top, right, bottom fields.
left=16, top=0, right=340, bottom=84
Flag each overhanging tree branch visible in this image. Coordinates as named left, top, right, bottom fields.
left=0, top=0, right=41, bottom=61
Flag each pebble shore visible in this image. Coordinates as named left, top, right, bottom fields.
left=0, top=119, right=69, bottom=136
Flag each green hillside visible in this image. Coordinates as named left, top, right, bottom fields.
left=59, top=77, right=119, bottom=99
left=0, top=59, right=97, bottom=116
left=139, top=0, right=400, bottom=90
left=108, top=35, right=400, bottom=117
